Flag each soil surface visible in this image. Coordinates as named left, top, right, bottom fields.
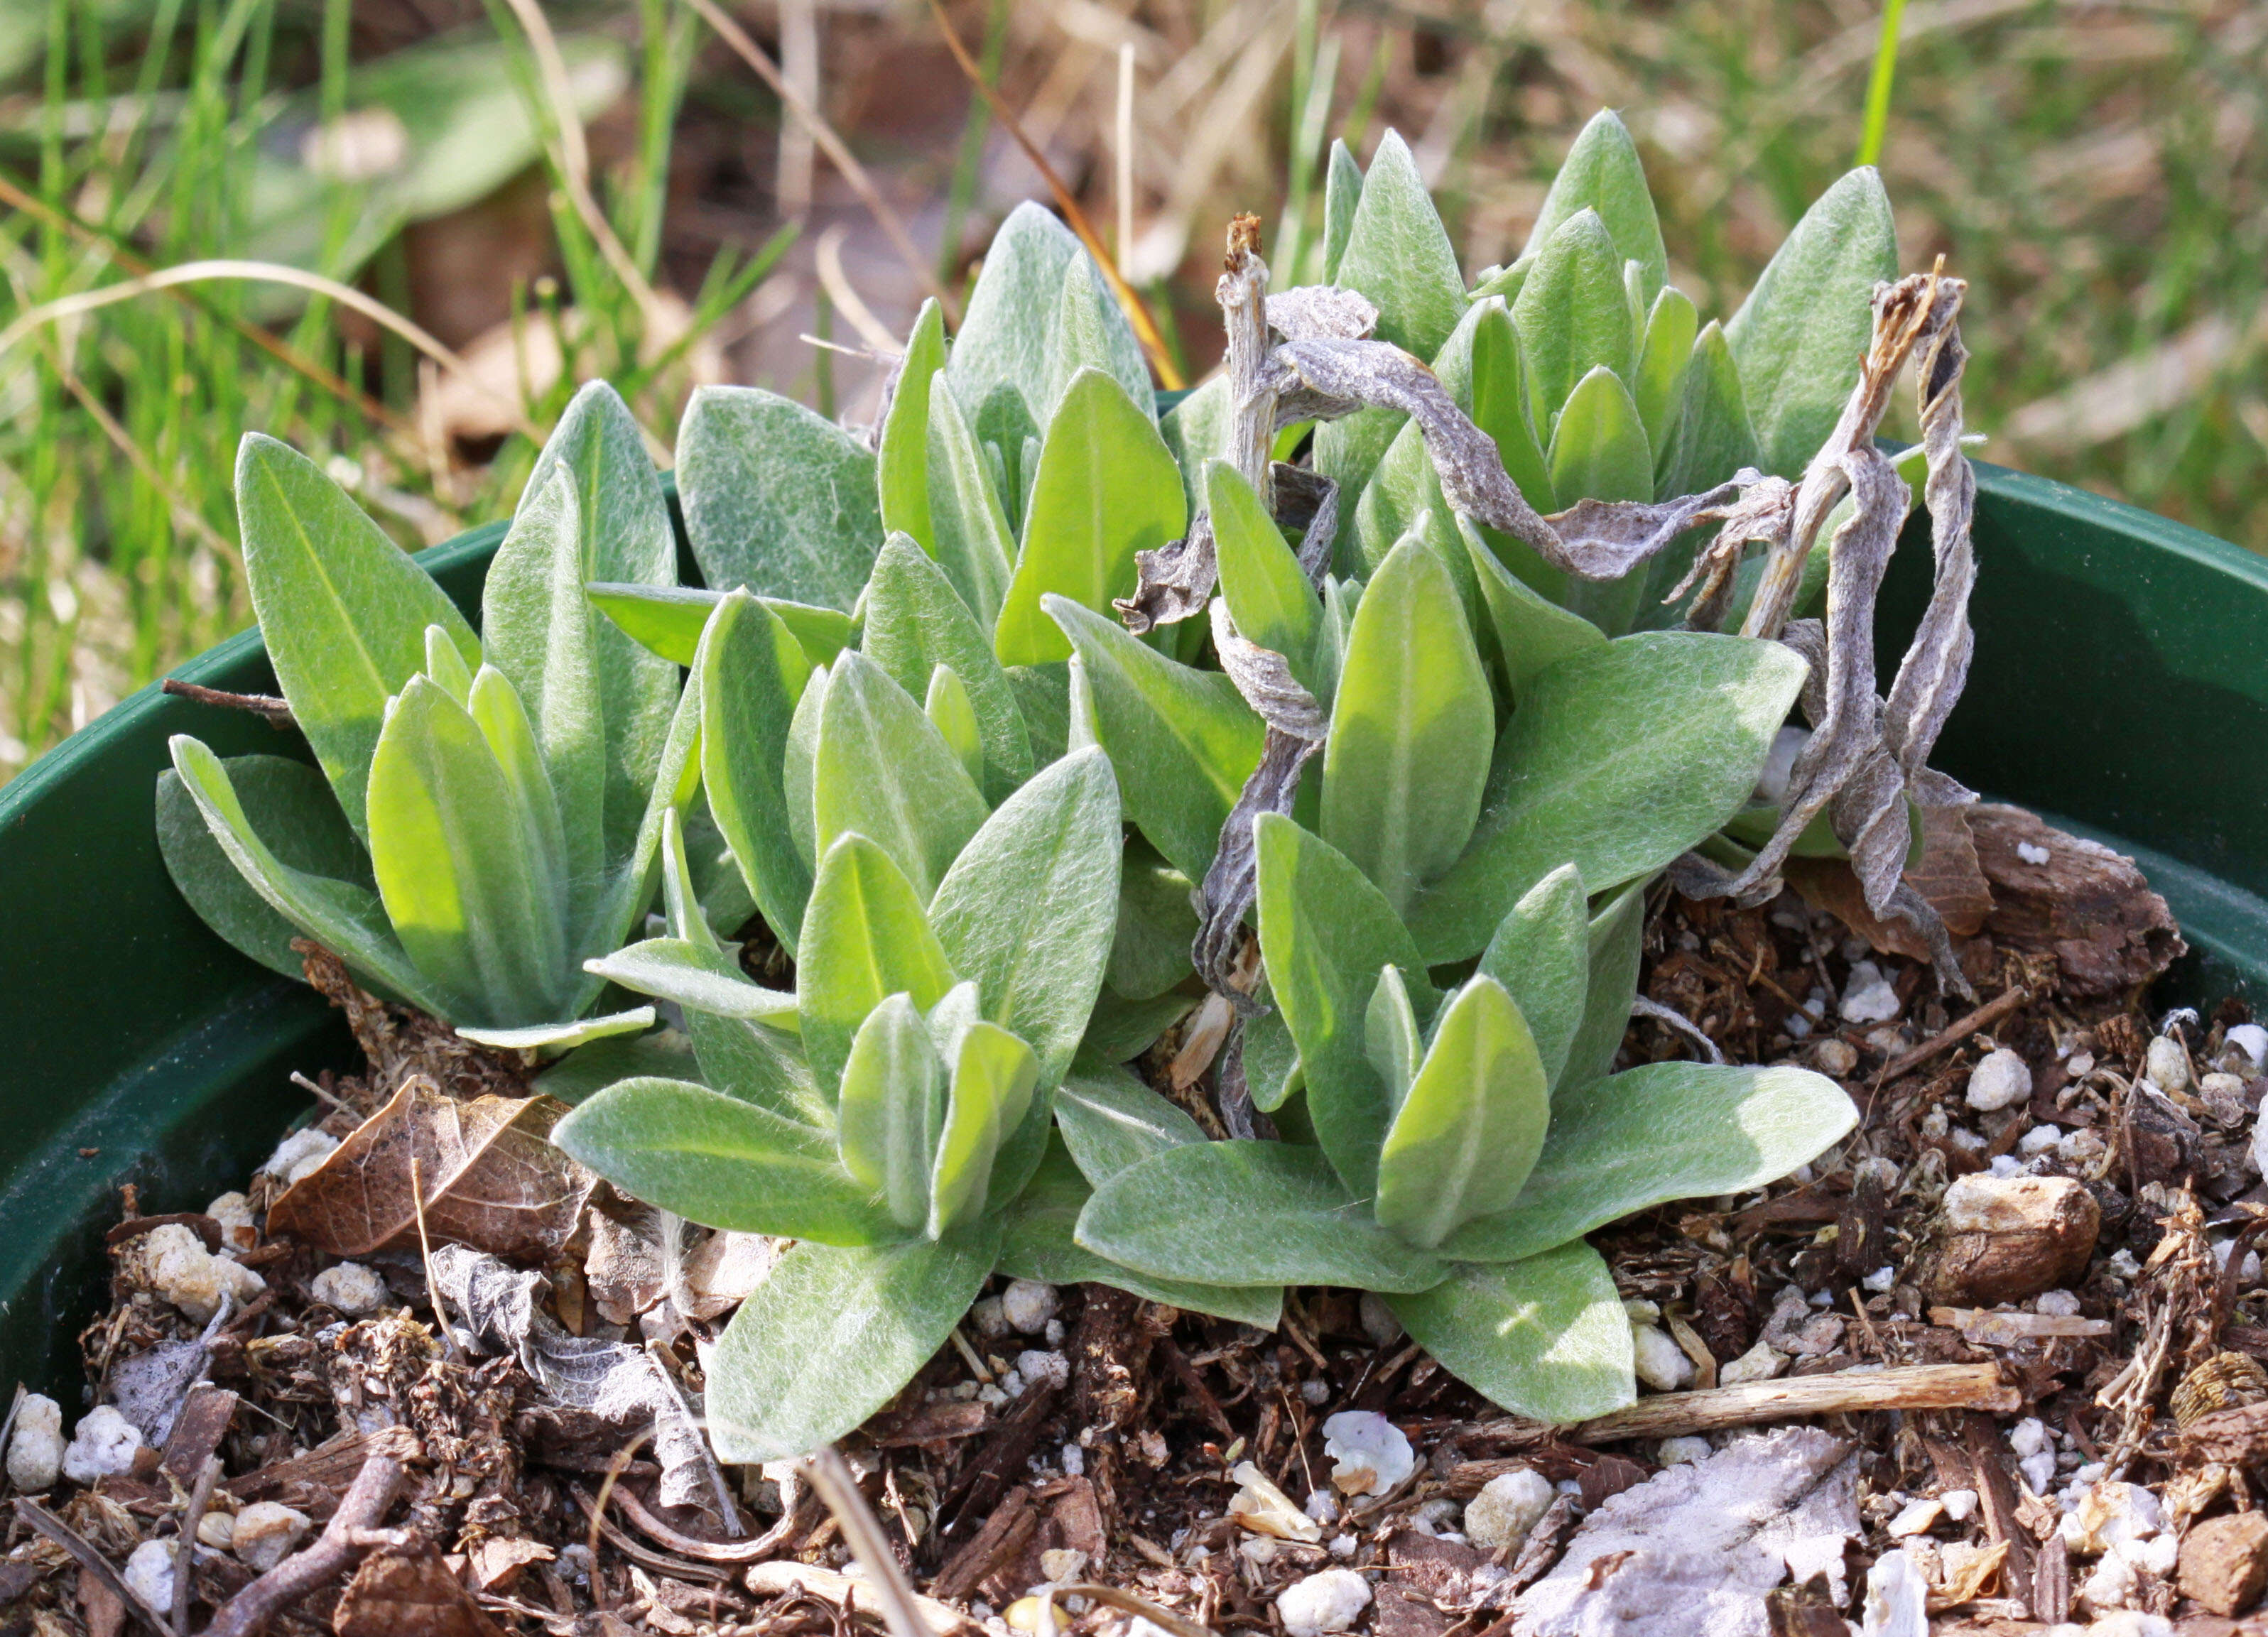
left=6, top=805, right=2266, bottom=1637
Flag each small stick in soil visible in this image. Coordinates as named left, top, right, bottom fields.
left=406, top=1154, right=462, bottom=1363
left=13, top=1498, right=177, bottom=1637
left=800, top=1446, right=935, bottom=1637
left=1876, top=986, right=2030, bottom=1085
left=1053, top=1584, right=1217, bottom=1637
left=599, top=1477, right=806, bottom=1563
left=1559, top=1361, right=2017, bottom=1443
left=175, top=1454, right=224, bottom=1635
left=204, top=1425, right=418, bottom=1637
left=160, top=678, right=296, bottom=728
left=743, top=1562, right=971, bottom=1636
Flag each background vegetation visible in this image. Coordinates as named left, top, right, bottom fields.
left=1, top=0, right=2260, bottom=782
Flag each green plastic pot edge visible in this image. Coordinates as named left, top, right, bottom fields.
left=1, top=458, right=2264, bottom=1398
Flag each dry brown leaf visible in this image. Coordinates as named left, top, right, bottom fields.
left=1928, top=1538, right=2009, bottom=1610
left=1784, top=803, right=1993, bottom=964
left=267, top=1078, right=593, bottom=1263
left=462, top=1536, right=553, bottom=1594
left=334, top=1539, right=507, bottom=1637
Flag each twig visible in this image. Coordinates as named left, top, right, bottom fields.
left=1558, top=1362, right=2017, bottom=1443
left=678, top=0, right=956, bottom=323
left=1054, top=1585, right=1218, bottom=1637
left=13, top=1498, right=177, bottom=1637
left=1630, top=995, right=1727, bottom=1064
left=203, top=1425, right=418, bottom=1637
left=599, top=1477, right=808, bottom=1563
left=742, top=1561, right=971, bottom=1635
left=161, top=679, right=296, bottom=728
left=175, top=1455, right=223, bottom=1635
left=800, top=1447, right=935, bottom=1637
left=1876, top=985, right=2030, bottom=1084
left=288, top=1071, right=358, bottom=1117
left=921, top=0, right=1182, bottom=388
left=565, top=1486, right=732, bottom=1584
left=406, top=1155, right=462, bottom=1363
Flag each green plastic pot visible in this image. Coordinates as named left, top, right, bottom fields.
left=2, top=462, right=2263, bottom=1398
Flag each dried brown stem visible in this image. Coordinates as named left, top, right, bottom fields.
left=1874, top=984, right=2030, bottom=1084
left=161, top=678, right=295, bottom=728
left=799, top=1447, right=934, bottom=1637
left=175, top=1454, right=223, bottom=1635
left=742, top=1561, right=972, bottom=1634
left=203, top=1425, right=418, bottom=1637
left=1560, top=1362, right=2017, bottom=1443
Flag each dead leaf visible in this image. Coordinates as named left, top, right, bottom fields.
left=334, top=1539, right=506, bottom=1637
left=1785, top=803, right=1992, bottom=964
left=681, top=1230, right=779, bottom=1321
left=429, top=1244, right=716, bottom=1515
left=463, top=1536, right=553, bottom=1593
left=584, top=1209, right=664, bottom=1327
left=1516, top=1428, right=1859, bottom=1637
left=268, top=1078, right=594, bottom=1263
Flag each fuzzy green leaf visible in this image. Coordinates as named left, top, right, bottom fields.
left=367, top=675, right=569, bottom=1027
left=500, top=381, right=678, bottom=880
left=455, top=1009, right=656, bottom=1051
left=877, top=299, right=947, bottom=551
left=1321, top=138, right=1362, bottom=283
left=704, top=1222, right=1002, bottom=1462
left=1209, top=461, right=1323, bottom=682
left=157, top=754, right=374, bottom=981
left=1522, top=110, right=1668, bottom=304
left=1409, top=632, right=1810, bottom=962
left=798, top=835, right=959, bottom=1094
left=1159, top=375, right=1230, bottom=512
left=1075, top=1139, right=1448, bottom=1292
left=946, top=202, right=1083, bottom=423
left=835, top=992, right=943, bottom=1231
left=1389, top=1240, right=1634, bottom=1423
left=994, top=369, right=1186, bottom=667
left=1657, top=320, right=1764, bottom=501
left=1514, top=210, right=1634, bottom=432
left=1254, top=813, right=1433, bottom=1197
left=551, top=1076, right=900, bottom=1244
left=928, top=747, right=1122, bottom=1091
left=1563, top=881, right=1645, bottom=1091
left=1470, top=299, right=1557, bottom=519
left=1475, top=863, right=1589, bottom=1087
left=1725, top=168, right=1899, bottom=478
left=1320, top=532, right=1494, bottom=918
left=1046, top=597, right=1263, bottom=883
left=1436, top=1062, right=1859, bottom=1264
left=163, top=738, right=441, bottom=1011
left=585, top=937, right=798, bottom=1025
left=1376, top=975, right=1550, bottom=1249
left=587, top=584, right=852, bottom=670
left=1330, top=129, right=1463, bottom=359
left=999, top=1141, right=1286, bottom=1328
left=1549, top=366, right=1658, bottom=636
left=1107, top=841, right=1198, bottom=1002
left=813, top=651, right=989, bottom=904
left=1054, top=1058, right=1206, bottom=1183
left=1634, top=287, right=1698, bottom=458
left=698, top=591, right=815, bottom=947
left=1044, top=254, right=1154, bottom=428
left=234, top=433, right=480, bottom=842
left=921, top=375, right=1019, bottom=631
left=861, top=537, right=1034, bottom=803
left=927, top=1020, right=1040, bottom=1236
left=678, top=385, right=881, bottom=613
left=1364, top=964, right=1423, bottom=1112
left=1458, top=516, right=1605, bottom=698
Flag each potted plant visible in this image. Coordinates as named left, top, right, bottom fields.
left=2, top=110, right=2262, bottom=1489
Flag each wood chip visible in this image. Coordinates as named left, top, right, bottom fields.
left=1562, top=1363, right=2017, bottom=1442
left=1927, top=1308, right=2113, bottom=1345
